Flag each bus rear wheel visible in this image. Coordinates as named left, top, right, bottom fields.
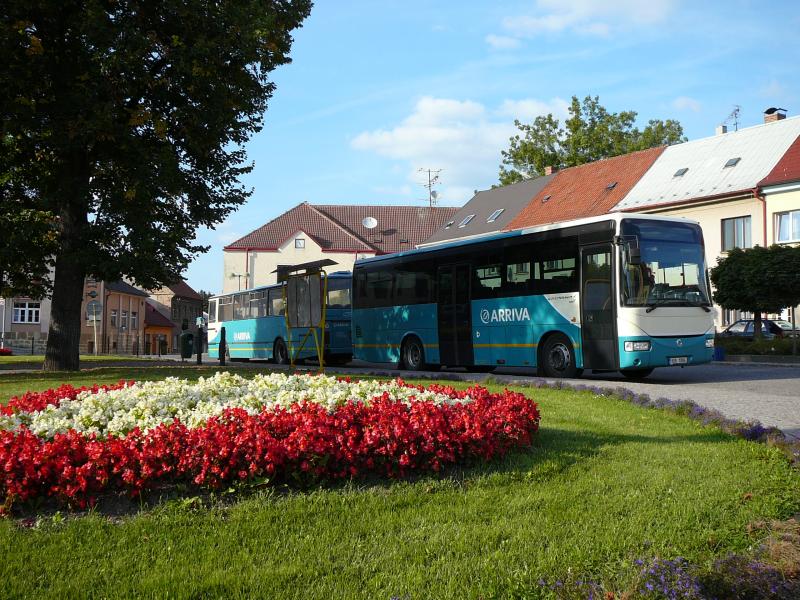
left=540, top=334, right=580, bottom=379
left=401, top=337, right=426, bottom=371
left=620, top=367, right=654, bottom=380
left=273, top=339, right=289, bottom=365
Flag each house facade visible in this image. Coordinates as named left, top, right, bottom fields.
left=80, top=279, right=150, bottom=354
left=613, top=111, right=800, bottom=328
left=223, top=203, right=459, bottom=292
left=148, top=281, right=203, bottom=351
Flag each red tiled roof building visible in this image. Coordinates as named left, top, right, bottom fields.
left=223, top=202, right=458, bottom=292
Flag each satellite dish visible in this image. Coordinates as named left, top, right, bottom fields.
left=362, top=216, right=378, bottom=229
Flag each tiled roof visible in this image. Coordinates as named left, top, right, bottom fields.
left=507, top=146, right=665, bottom=230
left=316, top=204, right=459, bottom=254
left=144, top=301, right=176, bottom=329
left=759, top=133, right=800, bottom=187
left=168, top=280, right=202, bottom=300
left=106, top=280, right=149, bottom=297
left=422, top=175, right=555, bottom=245
left=225, top=203, right=459, bottom=255
left=615, top=116, right=800, bottom=211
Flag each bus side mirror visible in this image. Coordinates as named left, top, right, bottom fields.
left=628, top=247, right=641, bottom=265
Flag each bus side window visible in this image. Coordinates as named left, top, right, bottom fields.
left=473, top=264, right=502, bottom=299
left=219, top=296, right=233, bottom=322
left=327, top=279, right=352, bottom=309
left=505, top=261, right=531, bottom=296
left=537, top=257, right=577, bottom=294
left=354, top=272, right=367, bottom=308
left=366, top=271, right=393, bottom=307
left=208, top=299, right=217, bottom=323
left=268, top=288, right=285, bottom=316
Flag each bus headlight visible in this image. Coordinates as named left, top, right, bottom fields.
left=705, top=338, right=715, bottom=348
left=624, top=341, right=651, bottom=352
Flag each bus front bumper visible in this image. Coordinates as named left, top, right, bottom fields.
left=618, top=334, right=714, bottom=370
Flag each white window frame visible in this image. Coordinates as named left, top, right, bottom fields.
left=775, top=210, right=800, bottom=243
left=458, top=214, right=476, bottom=228
left=721, top=215, right=751, bottom=251
left=295, top=238, right=306, bottom=249
left=486, top=208, right=505, bottom=223
left=12, top=301, right=41, bottom=324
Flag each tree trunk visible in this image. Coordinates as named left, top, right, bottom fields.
left=44, top=253, right=85, bottom=371
left=43, top=156, right=90, bottom=372
left=753, top=311, right=763, bottom=341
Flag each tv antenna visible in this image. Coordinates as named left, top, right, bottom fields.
left=418, top=168, right=442, bottom=208
left=721, top=105, right=741, bottom=131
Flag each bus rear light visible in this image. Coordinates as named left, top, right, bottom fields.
left=624, top=341, right=651, bottom=352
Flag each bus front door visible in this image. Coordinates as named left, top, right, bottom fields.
left=580, top=245, right=617, bottom=370
left=437, top=264, right=473, bottom=366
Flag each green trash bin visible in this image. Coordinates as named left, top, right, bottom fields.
left=180, top=332, right=194, bottom=359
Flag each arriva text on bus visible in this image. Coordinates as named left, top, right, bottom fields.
left=480, top=308, right=531, bottom=324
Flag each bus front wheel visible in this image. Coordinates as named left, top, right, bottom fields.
left=273, top=339, right=289, bottom=365
left=401, top=337, right=426, bottom=371
left=540, top=334, right=580, bottom=379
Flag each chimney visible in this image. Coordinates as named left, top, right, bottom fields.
left=715, top=124, right=727, bottom=135
left=764, top=107, right=787, bottom=123
left=544, top=166, right=557, bottom=176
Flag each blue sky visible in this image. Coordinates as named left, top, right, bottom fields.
left=185, top=0, right=800, bottom=293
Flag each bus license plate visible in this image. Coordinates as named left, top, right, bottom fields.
left=669, top=356, right=688, bottom=365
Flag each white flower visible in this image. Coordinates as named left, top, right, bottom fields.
left=4, top=372, right=470, bottom=439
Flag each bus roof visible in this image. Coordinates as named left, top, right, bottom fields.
left=210, top=270, right=351, bottom=300
left=356, top=212, right=700, bottom=267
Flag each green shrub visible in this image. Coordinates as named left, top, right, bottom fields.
left=716, top=336, right=798, bottom=355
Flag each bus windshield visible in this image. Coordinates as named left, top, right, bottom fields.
left=620, top=219, right=711, bottom=308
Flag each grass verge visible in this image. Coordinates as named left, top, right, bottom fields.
left=1, top=367, right=799, bottom=599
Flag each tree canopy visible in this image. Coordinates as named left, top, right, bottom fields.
left=1, top=0, right=312, bottom=370
left=499, top=95, right=686, bottom=185
left=709, top=245, right=800, bottom=339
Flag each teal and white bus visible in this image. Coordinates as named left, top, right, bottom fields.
left=352, top=214, right=715, bottom=379
left=207, top=272, right=353, bottom=364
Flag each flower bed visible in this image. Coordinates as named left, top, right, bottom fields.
left=0, top=373, right=540, bottom=512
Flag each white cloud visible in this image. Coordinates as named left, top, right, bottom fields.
left=498, top=98, right=569, bottom=122
left=672, top=96, right=702, bottom=112
left=485, top=34, right=522, bottom=50
left=501, top=0, right=677, bottom=38
left=351, top=96, right=567, bottom=203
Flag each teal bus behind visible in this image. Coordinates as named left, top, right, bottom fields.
left=207, top=272, right=352, bottom=363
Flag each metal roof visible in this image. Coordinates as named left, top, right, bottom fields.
left=421, top=175, right=554, bottom=245
left=614, top=116, right=800, bottom=211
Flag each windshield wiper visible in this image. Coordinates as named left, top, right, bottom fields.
left=645, top=299, right=711, bottom=313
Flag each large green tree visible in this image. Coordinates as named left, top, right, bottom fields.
left=1, top=1, right=312, bottom=370
left=710, top=245, right=800, bottom=340
left=499, top=95, right=686, bottom=185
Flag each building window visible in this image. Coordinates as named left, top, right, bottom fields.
left=458, top=214, right=476, bottom=228
left=131, top=311, right=138, bottom=329
left=723, top=157, right=741, bottom=168
left=722, top=216, right=751, bottom=251
left=121, top=310, right=128, bottom=329
left=486, top=208, right=505, bottom=223
left=110, top=309, right=117, bottom=327
left=295, top=238, right=305, bottom=249
left=12, top=302, right=40, bottom=323
left=776, top=210, right=800, bottom=243
left=673, top=167, right=689, bottom=177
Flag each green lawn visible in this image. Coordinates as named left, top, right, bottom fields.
left=0, top=353, right=155, bottom=366
left=1, top=367, right=798, bottom=599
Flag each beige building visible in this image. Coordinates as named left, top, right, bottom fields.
left=222, top=203, right=459, bottom=293
left=81, top=279, right=149, bottom=354
left=613, top=109, right=800, bottom=328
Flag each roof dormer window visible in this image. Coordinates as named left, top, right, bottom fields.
left=458, top=214, right=476, bottom=228
left=542, top=194, right=552, bottom=203
left=606, top=181, right=618, bottom=190
left=444, top=220, right=454, bottom=229
left=673, top=167, right=689, bottom=177
left=723, top=157, right=741, bottom=168
left=486, top=208, right=505, bottom=223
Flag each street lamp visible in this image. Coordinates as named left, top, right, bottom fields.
left=86, top=290, right=101, bottom=355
